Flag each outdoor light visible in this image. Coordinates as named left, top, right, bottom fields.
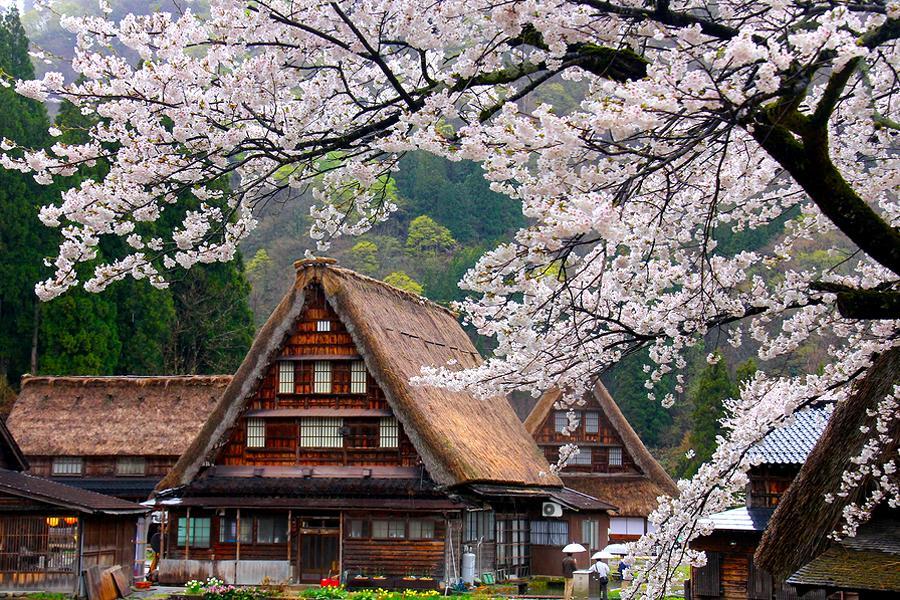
left=45, top=517, right=60, bottom=527
left=64, top=517, right=78, bottom=526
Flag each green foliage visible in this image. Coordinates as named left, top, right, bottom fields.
left=383, top=271, right=424, bottom=296
left=406, top=215, right=456, bottom=255
left=113, top=280, right=175, bottom=374
left=348, top=240, right=380, bottom=275
left=0, top=7, right=53, bottom=382
left=299, top=589, right=442, bottom=600
left=677, top=353, right=739, bottom=477
left=39, top=289, right=122, bottom=375
left=167, top=257, right=255, bottom=374
left=184, top=577, right=274, bottom=600
left=603, top=349, right=675, bottom=448
left=393, top=152, right=523, bottom=243
left=300, top=586, right=348, bottom=600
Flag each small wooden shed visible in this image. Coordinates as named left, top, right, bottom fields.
left=0, top=419, right=147, bottom=594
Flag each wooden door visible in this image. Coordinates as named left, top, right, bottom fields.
left=297, top=517, right=340, bottom=582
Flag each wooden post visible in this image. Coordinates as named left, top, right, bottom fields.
left=287, top=510, right=292, bottom=566
left=185, top=507, right=191, bottom=562
left=236, top=509, right=241, bottom=563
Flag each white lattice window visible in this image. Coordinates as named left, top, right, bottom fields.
left=115, top=457, right=146, bottom=476
left=246, top=418, right=266, bottom=448
left=609, top=446, right=623, bottom=466
left=554, top=411, right=568, bottom=432
left=380, top=417, right=399, bottom=448
left=52, top=456, right=83, bottom=476
left=300, top=417, right=343, bottom=448
left=313, top=361, right=332, bottom=393
left=350, top=360, right=367, bottom=394
left=278, top=361, right=294, bottom=394
left=316, top=320, right=331, bottom=332
left=584, top=411, right=600, bottom=433
left=567, top=447, right=592, bottom=465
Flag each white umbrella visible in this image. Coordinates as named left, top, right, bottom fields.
left=562, top=542, right=587, bottom=553
left=601, top=543, right=629, bottom=555
left=592, top=551, right=615, bottom=560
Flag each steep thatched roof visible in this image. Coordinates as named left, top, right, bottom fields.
left=755, top=347, right=900, bottom=579
left=159, top=258, right=560, bottom=491
left=8, top=375, right=231, bottom=457
left=522, top=383, right=677, bottom=515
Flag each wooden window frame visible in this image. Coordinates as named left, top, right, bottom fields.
left=246, top=418, right=266, bottom=449
left=609, top=446, right=623, bottom=466
left=313, top=361, right=332, bottom=394
left=255, top=515, right=289, bottom=544
left=115, top=456, right=146, bottom=476
left=350, top=360, right=367, bottom=394
left=316, top=320, right=331, bottom=332
left=554, top=411, right=568, bottom=433
left=300, top=417, right=344, bottom=448
left=177, top=517, right=211, bottom=549
left=372, top=519, right=406, bottom=539
left=584, top=411, right=600, bottom=433
left=219, top=515, right=252, bottom=544
left=51, top=456, right=83, bottom=476
left=464, top=510, right=495, bottom=543
left=278, top=361, right=295, bottom=394
left=379, top=416, right=399, bottom=448
left=408, top=519, right=436, bottom=540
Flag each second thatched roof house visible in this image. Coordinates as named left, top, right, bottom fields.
left=7, top=375, right=230, bottom=501
left=152, top=258, right=610, bottom=586
left=515, top=383, right=678, bottom=543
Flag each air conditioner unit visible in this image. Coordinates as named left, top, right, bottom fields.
left=542, top=501, right=563, bottom=517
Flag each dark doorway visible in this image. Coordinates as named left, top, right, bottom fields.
left=297, top=517, right=340, bottom=582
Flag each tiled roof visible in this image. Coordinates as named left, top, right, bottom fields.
left=748, top=407, right=830, bottom=465
left=703, top=507, right=775, bottom=532
left=0, top=469, right=148, bottom=514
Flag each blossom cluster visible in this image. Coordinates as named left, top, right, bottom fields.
left=3, top=2, right=898, bottom=598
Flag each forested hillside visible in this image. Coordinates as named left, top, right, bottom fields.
left=0, top=7, right=254, bottom=414
left=2, top=1, right=839, bottom=478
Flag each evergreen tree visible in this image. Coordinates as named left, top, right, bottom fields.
left=0, top=7, right=51, bottom=381
left=165, top=257, right=255, bottom=374
left=38, top=289, right=121, bottom=375
left=113, top=280, right=175, bottom=374
left=603, top=349, right=675, bottom=448
left=677, top=353, right=738, bottom=477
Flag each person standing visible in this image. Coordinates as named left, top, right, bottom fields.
left=562, top=552, right=578, bottom=600
left=588, top=556, right=610, bottom=600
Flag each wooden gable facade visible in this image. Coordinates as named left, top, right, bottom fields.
left=216, top=283, right=420, bottom=469
left=154, top=259, right=607, bottom=587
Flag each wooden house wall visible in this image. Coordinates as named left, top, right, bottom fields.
left=533, top=408, right=639, bottom=475
left=26, top=455, right=178, bottom=478
left=0, top=493, right=138, bottom=593
left=82, top=516, right=139, bottom=584
left=747, top=465, right=799, bottom=509
left=162, top=508, right=454, bottom=583
left=341, top=513, right=448, bottom=577
left=216, top=284, right=422, bottom=468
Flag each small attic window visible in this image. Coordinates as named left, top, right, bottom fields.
left=380, top=417, right=399, bottom=448
left=313, top=361, right=332, bottom=393
left=609, top=446, right=623, bottom=466
left=584, top=411, right=600, bottom=433
left=350, top=361, right=366, bottom=394
left=316, top=320, right=331, bottom=332
left=116, top=457, right=146, bottom=476
left=278, top=361, right=294, bottom=394
left=52, top=456, right=83, bottom=476
left=247, top=418, right=266, bottom=448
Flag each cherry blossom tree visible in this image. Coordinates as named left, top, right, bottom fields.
left=2, top=1, right=898, bottom=597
